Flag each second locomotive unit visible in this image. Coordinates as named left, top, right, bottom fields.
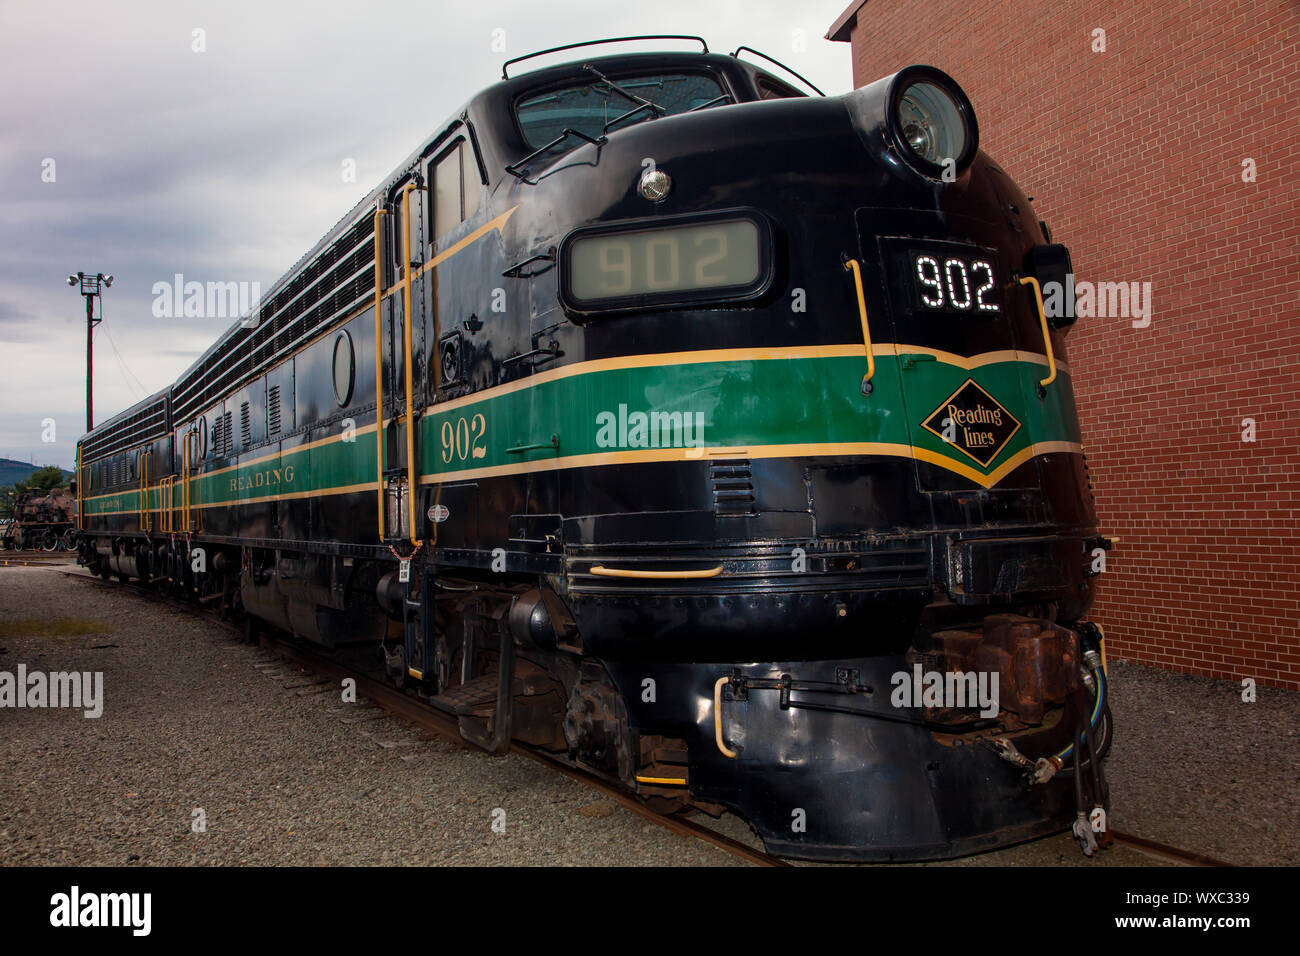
left=76, top=38, right=1114, bottom=861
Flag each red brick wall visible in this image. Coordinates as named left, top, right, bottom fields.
left=835, top=0, right=1300, bottom=688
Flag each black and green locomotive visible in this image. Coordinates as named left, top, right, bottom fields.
left=76, top=38, right=1114, bottom=861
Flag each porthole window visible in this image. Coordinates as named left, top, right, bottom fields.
left=333, top=330, right=355, bottom=407
left=198, top=417, right=208, bottom=459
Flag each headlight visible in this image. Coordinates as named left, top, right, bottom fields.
left=897, top=81, right=967, bottom=166
left=868, top=67, right=977, bottom=180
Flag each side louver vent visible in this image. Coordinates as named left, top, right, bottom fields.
left=268, top=386, right=281, bottom=437
left=710, top=460, right=755, bottom=516
left=240, top=401, right=251, bottom=448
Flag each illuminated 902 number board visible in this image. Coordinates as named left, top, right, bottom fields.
left=884, top=239, right=1004, bottom=318
left=913, top=253, right=999, bottom=313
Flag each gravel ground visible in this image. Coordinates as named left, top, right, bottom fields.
left=1102, top=658, right=1300, bottom=865
left=1, top=563, right=1294, bottom=866
left=0, top=566, right=740, bottom=866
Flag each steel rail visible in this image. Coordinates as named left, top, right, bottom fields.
left=50, top=567, right=1237, bottom=870
left=53, top=568, right=784, bottom=867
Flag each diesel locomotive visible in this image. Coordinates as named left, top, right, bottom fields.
left=75, top=37, right=1114, bottom=861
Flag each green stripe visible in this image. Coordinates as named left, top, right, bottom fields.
left=418, top=352, right=1080, bottom=474
left=82, top=352, right=1081, bottom=516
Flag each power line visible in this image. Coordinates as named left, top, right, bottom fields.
left=97, top=321, right=150, bottom=399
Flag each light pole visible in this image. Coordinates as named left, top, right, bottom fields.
left=67, top=271, right=112, bottom=432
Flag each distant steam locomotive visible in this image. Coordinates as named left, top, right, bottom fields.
left=3, top=487, right=75, bottom=551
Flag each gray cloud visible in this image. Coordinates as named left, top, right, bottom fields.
left=1, top=0, right=852, bottom=468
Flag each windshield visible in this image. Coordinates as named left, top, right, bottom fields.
left=515, top=72, right=728, bottom=149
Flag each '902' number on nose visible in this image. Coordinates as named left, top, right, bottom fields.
left=440, top=414, right=487, bottom=464
left=915, top=255, right=999, bottom=313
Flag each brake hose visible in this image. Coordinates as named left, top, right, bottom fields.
left=1052, top=659, right=1106, bottom=766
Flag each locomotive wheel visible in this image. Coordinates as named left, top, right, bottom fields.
left=643, top=793, right=694, bottom=816
left=41, top=530, right=58, bottom=552
left=60, top=529, right=76, bottom=551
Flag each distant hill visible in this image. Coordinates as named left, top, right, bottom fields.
left=0, top=458, right=73, bottom=487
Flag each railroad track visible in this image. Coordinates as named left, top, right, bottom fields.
left=1108, top=830, right=1234, bottom=867
left=2, top=552, right=76, bottom=567
left=263, top=632, right=788, bottom=867
left=47, top=565, right=1230, bottom=869
left=51, top=566, right=785, bottom=867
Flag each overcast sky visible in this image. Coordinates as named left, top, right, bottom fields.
left=0, top=0, right=853, bottom=470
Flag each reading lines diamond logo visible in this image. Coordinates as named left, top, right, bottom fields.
left=921, top=379, right=1021, bottom=467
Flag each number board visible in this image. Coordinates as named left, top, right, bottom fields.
left=560, top=209, right=774, bottom=316
left=879, top=238, right=1004, bottom=320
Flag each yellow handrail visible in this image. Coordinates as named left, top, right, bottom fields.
left=158, top=475, right=172, bottom=533
left=75, top=445, right=82, bottom=531
left=1019, top=276, right=1058, bottom=387
left=399, top=182, right=423, bottom=547
left=181, top=432, right=193, bottom=533
left=843, top=258, right=875, bottom=387
left=589, top=565, right=724, bottom=580
left=713, top=676, right=738, bottom=759
left=372, top=206, right=388, bottom=543
left=138, top=450, right=149, bottom=531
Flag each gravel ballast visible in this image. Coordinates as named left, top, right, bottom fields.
left=1, top=564, right=1295, bottom=866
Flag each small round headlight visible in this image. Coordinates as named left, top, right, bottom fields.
left=896, top=80, right=967, bottom=167
left=638, top=167, right=672, bottom=202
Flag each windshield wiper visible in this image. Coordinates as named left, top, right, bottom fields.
left=505, top=127, right=607, bottom=182
left=582, top=64, right=667, bottom=118
left=603, top=101, right=658, bottom=134
left=685, top=93, right=732, bottom=112
left=506, top=68, right=671, bottom=182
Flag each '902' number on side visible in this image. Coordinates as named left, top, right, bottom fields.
left=915, top=255, right=999, bottom=313
left=440, top=414, right=487, bottom=464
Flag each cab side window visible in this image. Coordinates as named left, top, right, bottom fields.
left=757, top=78, right=803, bottom=100
left=432, top=141, right=481, bottom=242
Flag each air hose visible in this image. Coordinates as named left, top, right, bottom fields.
left=988, top=624, right=1110, bottom=784
left=1051, top=653, right=1105, bottom=768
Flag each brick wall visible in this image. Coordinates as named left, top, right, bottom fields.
left=832, top=0, right=1300, bottom=688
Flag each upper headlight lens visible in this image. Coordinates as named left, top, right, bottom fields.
left=896, top=80, right=967, bottom=167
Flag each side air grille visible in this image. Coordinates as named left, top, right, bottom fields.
left=710, top=460, right=755, bottom=516
left=268, top=385, right=281, bottom=437
left=79, top=394, right=168, bottom=464
left=240, top=401, right=251, bottom=448
left=171, top=212, right=375, bottom=425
